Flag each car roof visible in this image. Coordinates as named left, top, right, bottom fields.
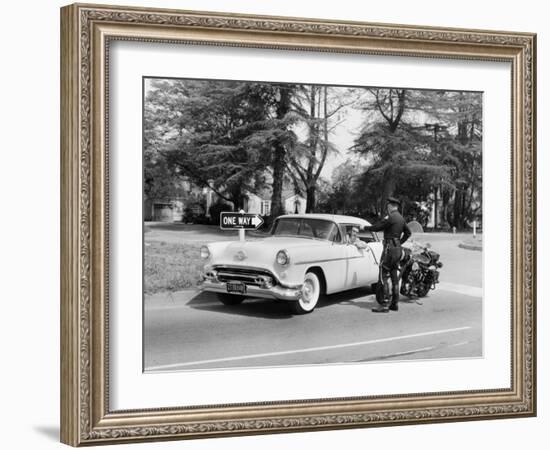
left=276, top=213, right=371, bottom=227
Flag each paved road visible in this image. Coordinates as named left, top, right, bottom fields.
left=411, top=232, right=482, bottom=287
left=143, top=231, right=482, bottom=372
left=144, top=286, right=481, bottom=371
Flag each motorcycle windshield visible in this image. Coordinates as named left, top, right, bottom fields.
left=428, top=250, right=440, bottom=262
left=416, top=254, right=431, bottom=265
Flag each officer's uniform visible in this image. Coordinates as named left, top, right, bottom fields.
left=364, top=197, right=411, bottom=312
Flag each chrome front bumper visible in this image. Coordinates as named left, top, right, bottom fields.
left=198, top=279, right=302, bottom=301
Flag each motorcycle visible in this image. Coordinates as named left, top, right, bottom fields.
left=399, top=242, right=443, bottom=298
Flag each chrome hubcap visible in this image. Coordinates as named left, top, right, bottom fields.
left=302, top=280, right=314, bottom=303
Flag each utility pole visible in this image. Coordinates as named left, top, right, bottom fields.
left=425, top=122, right=448, bottom=229
left=425, top=122, right=448, bottom=142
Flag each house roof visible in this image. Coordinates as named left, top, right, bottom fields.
left=284, top=193, right=303, bottom=201
left=247, top=190, right=304, bottom=202
left=282, top=187, right=299, bottom=199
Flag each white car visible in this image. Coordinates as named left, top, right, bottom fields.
left=198, top=214, right=383, bottom=314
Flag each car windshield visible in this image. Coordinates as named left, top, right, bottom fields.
left=272, top=218, right=340, bottom=242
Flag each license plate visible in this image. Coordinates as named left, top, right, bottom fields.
left=226, top=282, right=247, bottom=294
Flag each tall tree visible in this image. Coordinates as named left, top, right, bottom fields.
left=243, top=85, right=299, bottom=218
left=287, top=85, right=350, bottom=212
left=412, top=90, right=482, bottom=228
left=321, top=160, right=363, bottom=215
left=269, top=86, right=297, bottom=217
left=354, top=88, right=406, bottom=201
left=145, top=79, right=302, bottom=215
left=352, top=88, right=457, bottom=219
left=441, top=91, right=482, bottom=228
left=145, top=79, right=279, bottom=209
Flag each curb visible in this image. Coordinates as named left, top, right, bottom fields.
left=458, top=242, right=482, bottom=251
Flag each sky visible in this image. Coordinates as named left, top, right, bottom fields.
left=303, top=104, right=367, bottom=180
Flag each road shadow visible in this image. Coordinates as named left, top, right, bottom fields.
left=186, top=291, right=220, bottom=305
left=318, top=287, right=378, bottom=310
left=320, top=287, right=434, bottom=310
left=190, top=299, right=295, bottom=319
left=188, top=288, right=379, bottom=317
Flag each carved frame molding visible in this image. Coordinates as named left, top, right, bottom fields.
left=61, top=3, right=536, bottom=446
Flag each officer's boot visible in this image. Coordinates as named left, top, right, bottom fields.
left=389, top=286, right=399, bottom=311
left=372, top=277, right=390, bottom=313
left=389, top=273, right=399, bottom=311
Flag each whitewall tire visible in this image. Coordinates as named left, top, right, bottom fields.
left=291, top=271, right=321, bottom=314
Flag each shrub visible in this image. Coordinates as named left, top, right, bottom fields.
left=209, top=201, right=234, bottom=225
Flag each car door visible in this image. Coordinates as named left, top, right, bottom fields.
left=321, top=223, right=349, bottom=294
left=344, top=227, right=380, bottom=288
left=365, top=241, right=383, bottom=281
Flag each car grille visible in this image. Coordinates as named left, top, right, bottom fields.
left=212, top=266, right=275, bottom=287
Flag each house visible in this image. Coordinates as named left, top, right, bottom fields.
left=144, top=176, right=208, bottom=222
left=244, top=189, right=306, bottom=216
left=144, top=173, right=307, bottom=222
left=144, top=198, right=185, bottom=222
left=284, top=194, right=306, bottom=215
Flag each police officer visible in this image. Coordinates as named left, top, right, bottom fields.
left=364, top=197, right=411, bottom=313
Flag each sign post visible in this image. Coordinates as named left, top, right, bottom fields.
left=220, top=211, right=265, bottom=241
left=238, top=210, right=246, bottom=242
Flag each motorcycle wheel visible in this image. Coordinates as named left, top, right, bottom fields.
left=416, top=282, right=430, bottom=298
left=400, top=269, right=413, bottom=297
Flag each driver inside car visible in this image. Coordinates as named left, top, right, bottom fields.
left=347, top=226, right=367, bottom=249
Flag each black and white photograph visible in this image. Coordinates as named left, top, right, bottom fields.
left=143, top=77, right=483, bottom=372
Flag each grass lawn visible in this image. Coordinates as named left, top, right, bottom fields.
left=144, top=241, right=203, bottom=294
left=143, top=223, right=267, bottom=294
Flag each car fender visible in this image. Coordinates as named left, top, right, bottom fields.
left=279, top=244, right=348, bottom=293
left=203, top=241, right=232, bottom=261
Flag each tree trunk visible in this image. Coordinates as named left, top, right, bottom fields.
left=270, top=87, right=291, bottom=218
left=305, top=185, right=316, bottom=213
left=457, top=120, right=469, bottom=145
left=228, top=182, right=245, bottom=211
left=441, top=185, right=450, bottom=228
left=232, top=194, right=245, bottom=211
left=271, top=149, right=285, bottom=217
left=453, top=188, right=463, bottom=229
left=381, top=167, right=396, bottom=203
left=461, top=188, right=468, bottom=228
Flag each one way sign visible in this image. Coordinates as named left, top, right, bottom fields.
left=220, top=212, right=264, bottom=230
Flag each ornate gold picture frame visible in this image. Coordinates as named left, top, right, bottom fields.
left=60, top=3, right=536, bottom=446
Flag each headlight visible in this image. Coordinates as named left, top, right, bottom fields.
left=276, top=249, right=290, bottom=266
left=411, top=262, right=420, bottom=271
left=200, top=245, right=210, bottom=260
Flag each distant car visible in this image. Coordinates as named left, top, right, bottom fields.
left=198, top=214, right=383, bottom=314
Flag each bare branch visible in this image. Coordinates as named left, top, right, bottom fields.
left=374, top=90, right=393, bottom=126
